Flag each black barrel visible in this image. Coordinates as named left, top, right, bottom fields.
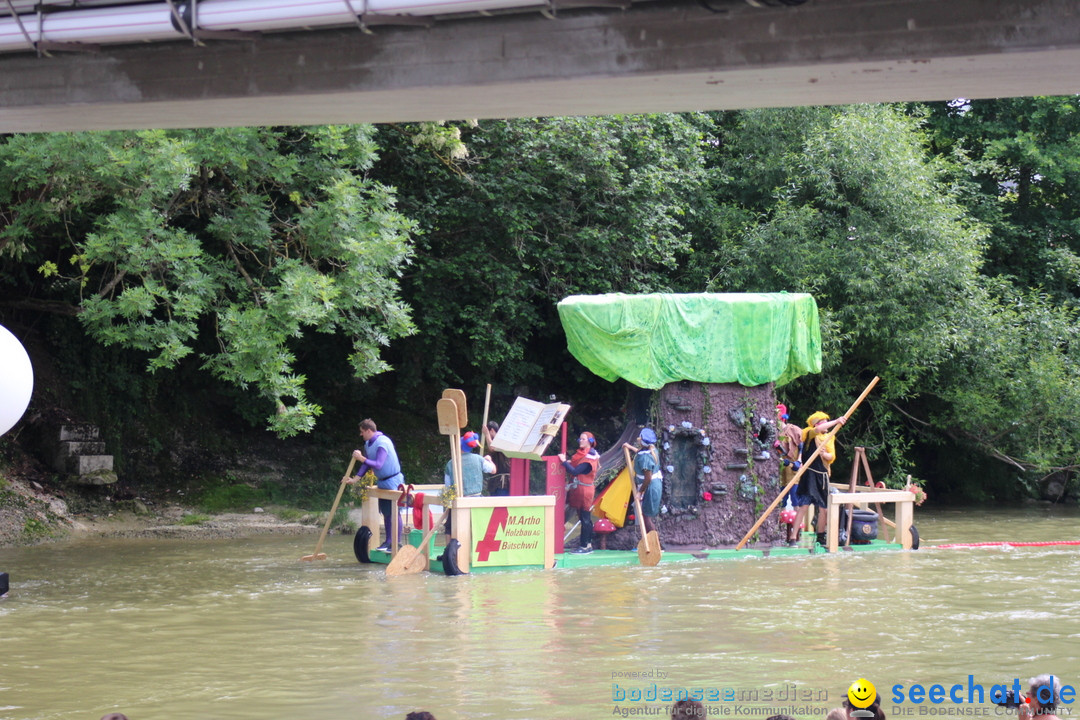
left=850, top=509, right=879, bottom=542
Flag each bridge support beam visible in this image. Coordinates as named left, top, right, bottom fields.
left=2, top=0, right=1080, bottom=132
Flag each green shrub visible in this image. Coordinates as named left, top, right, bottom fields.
left=196, top=483, right=271, bottom=513
left=22, top=516, right=51, bottom=539
left=273, top=507, right=307, bottom=523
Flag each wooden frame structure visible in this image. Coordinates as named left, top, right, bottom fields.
left=359, top=483, right=557, bottom=575
left=825, top=484, right=916, bottom=553
left=360, top=484, right=445, bottom=557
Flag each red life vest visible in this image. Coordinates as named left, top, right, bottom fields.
left=567, top=449, right=599, bottom=510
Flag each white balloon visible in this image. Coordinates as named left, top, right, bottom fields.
left=0, top=324, right=33, bottom=437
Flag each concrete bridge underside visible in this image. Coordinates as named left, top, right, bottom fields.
left=1, top=0, right=1079, bottom=133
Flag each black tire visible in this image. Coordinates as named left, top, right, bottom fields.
left=441, top=538, right=464, bottom=576
left=354, top=526, right=373, bottom=563
left=909, top=525, right=920, bottom=550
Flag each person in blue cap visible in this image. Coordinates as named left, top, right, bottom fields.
left=443, top=430, right=495, bottom=536
left=624, top=427, right=663, bottom=540
left=444, top=431, right=495, bottom=497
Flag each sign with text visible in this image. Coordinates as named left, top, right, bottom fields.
left=471, top=506, right=547, bottom=567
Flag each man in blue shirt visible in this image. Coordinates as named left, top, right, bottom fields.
left=344, top=418, right=404, bottom=551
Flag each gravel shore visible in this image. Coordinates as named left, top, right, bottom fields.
left=1, top=470, right=324, bottom=547
left=66, top=509, right=320, bottom=542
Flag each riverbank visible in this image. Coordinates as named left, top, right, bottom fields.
left=0, top=453, right=325, bottom=547
left=65, top=507, right=320, bottom=543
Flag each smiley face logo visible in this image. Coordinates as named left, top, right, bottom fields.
left=848, top=678, right=877, bottom=709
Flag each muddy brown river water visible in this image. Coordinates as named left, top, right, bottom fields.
left=1, top=506, right=1079, bottom=720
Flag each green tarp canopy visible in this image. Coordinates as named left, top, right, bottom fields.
left=557, top=293, right=821, bottom=389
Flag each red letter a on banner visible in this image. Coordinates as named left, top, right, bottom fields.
left=475, top=507, right=509, bottom=561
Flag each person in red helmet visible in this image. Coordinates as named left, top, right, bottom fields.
left=775, top=403, right=804, bottom=546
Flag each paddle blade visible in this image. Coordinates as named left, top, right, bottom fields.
left=300, top=552, right=328, bottom=562
left=386, top=546, right=424, bottom=577
left=637, top=531, right=661, bottom=566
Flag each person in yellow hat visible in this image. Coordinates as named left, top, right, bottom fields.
left=792, top=411, right=846, bottom=546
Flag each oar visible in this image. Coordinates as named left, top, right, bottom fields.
left=301, top=456, right=357, bottom=561
left=387, top=498, right=449, bottom=576
left=735, top=376, right=880, bottom=551
left=479, top=383, right=492, bottom=455
left=563, top=494, right=603, bottom=543
left=843, top=448, right=861, bottom=548
left=624, top=446, right=661, bottom=566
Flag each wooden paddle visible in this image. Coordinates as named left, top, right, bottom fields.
left=624, top=446, right=661, bottom=566
left=386, top=499, right=449, bottom=576
left=479, top=383, right=492, bottom=455
left=736, top=376, right=880, bottom=550
left=392, top=394, right=466, bottom=577
left=301, top=456, right=357, bottom=561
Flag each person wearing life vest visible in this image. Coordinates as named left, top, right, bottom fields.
left=776, top=403, right=804, bottom=546
left=559, top=431, right=600, bottom=554
left=344, top=418, right=404, bottom=552
left=793, top=411, right=846, bottom=546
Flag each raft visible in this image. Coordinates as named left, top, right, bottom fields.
left=354, top=525, right=906, bottom=575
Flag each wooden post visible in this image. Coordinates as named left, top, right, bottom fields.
left=361, top=491, right=380, bottom=546
left=827, top=497, right=841, bottom=553
left=454, top=501, right=471, bottom=572
left=480, top=383, right=492, bottom=455
left=841, top=446, right=891, bottom=544
left=390, top=488, right=400, bottom=553
left=896, top=498, right=913, bottom=549
left=544, top=503, right=556, bottom=569
left=421, top=495, right=431, bottom=571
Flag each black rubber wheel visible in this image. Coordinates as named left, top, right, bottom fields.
left=441, top=538, right=464, bottom=576
left=909, top=525, right=920, bottom=550
left=354, top=526, right=373, bottom=563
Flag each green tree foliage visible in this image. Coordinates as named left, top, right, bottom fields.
left=924, top=96, right=1080, bottom=299
left=695, top=105, right=1080, bottom=492
left=372, top=115, right=710, bottom=396
left=0, top=127, right=415, bottom=435
left=926, top=280, right=1080, bottom=489
left=4, top=105, right=1080, bottom=501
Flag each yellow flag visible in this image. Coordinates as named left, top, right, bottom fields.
left=594, top=466, right=632, bottom=527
